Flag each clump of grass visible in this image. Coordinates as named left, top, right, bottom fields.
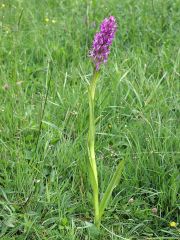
left=0, top=0, right=179, bottom=239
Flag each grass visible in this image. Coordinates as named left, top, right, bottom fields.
left=0, top=0, right=179, bottom=239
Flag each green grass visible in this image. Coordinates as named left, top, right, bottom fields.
left=0, top=0, right=179, bottom=239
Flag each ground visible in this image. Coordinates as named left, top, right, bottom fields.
left=0, top=0, right=179, bottom=239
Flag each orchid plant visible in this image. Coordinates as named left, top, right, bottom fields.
left=87, top=16, right=125, bottom=228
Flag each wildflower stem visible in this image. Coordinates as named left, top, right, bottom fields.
left=88, top=70, right=100, bottom=228
left=35, top=60, right=51, bottom=153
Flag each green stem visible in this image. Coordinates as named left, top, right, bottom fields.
left=87, top=71, right=125, bottom=228
left=88, top=71, right=100, bottom=228
left=35, top=60, right=51, bottom=154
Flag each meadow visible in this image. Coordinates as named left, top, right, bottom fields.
left=0, top=0, right=179, bottom=239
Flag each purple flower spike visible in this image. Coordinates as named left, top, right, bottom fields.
left=90, top=16, right=117, bottom=71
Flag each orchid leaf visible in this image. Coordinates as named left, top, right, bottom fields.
left=99, top=160, right=125, bottom=220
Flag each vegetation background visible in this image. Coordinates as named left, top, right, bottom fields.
left=0, top=0, right=179, bottom=239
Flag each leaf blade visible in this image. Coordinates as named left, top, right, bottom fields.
left=99, top=160, right=125, bottom=219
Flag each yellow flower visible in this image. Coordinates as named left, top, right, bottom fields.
left=1, top=3, right=5, bottom=8
left=45, top=17, right=49, bottom=23
left=52, top=19, right=56, bottom=24
left=169, top=221, right=177, bottom=228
